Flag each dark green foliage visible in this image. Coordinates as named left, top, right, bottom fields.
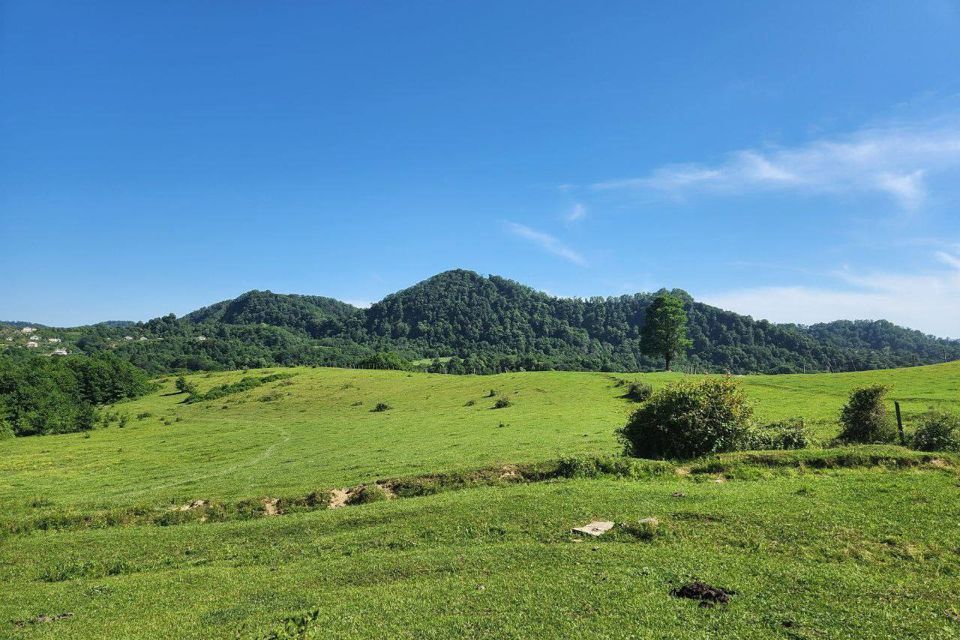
left=183, top=289, right=357, bottom=335
left=837, top=386, right=897, bottom=444
left=911, top=411, right=960, bottom=452
left=357, top=351, right=410, bottom=370
left=186, top=373, right=294, bottom=404
left=11, top=271, right=960, bottom=377
left=749, top=418, right=809, bottom=450
left=640, top=293, right=693, bottom=371
left=619, top=378, right=754, bottom=459
left=493, top=397, right=512, bottom=409
left=623, top=382, right=653, bottom=402
left=347, top=484, right=390, bottom=505
left=175, top=375, right=197, bottom=396
left=0, top=410, right=14, bottom=440
left=0, top=352, right=149, bottom=437
left=371, top=402, right=391, bottom=412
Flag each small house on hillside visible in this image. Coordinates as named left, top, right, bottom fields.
left=48, top=337, right=62, bottom=343
left=51, top=348, right=68, bottom=356
left=21, top=327, right=36, bottom=334
left=26, top=341, right=39, bottom=348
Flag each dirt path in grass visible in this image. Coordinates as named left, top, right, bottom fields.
left=112, top=426, right=292, bottom=500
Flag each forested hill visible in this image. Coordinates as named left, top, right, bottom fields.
left=4, top=269, right=959, bottom=375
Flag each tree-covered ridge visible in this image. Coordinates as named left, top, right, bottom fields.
left=4, top=269, right=959, bottom=375
left=183, top=290, right=359, bottom=336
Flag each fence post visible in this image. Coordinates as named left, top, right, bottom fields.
left=894, top=401, right=905, bottom=446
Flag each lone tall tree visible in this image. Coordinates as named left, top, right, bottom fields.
left=641, top=293, right=692, bottom=371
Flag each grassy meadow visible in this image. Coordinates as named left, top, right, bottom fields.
left=2, top=363, right=960, bottom=638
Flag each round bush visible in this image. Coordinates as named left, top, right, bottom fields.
left=837, top=386, right=897, bottom=444
left=911, top=411, right=960, bottom=452
left=618, top=377, right=753, bottom=459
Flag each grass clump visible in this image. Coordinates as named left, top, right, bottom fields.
left=620, top=517, right=659, bottom=541
left=371, top=402, right=392, bottom=412
left=493, top=397, right=512, bottom=409
left=623, top=381, right=653, bottom=403
left=555, top=454, right=672, bottom=479
left=911, top=410, right=960, bottom=452
left=837, top=386, right=897, bottom=444
left=253, top=607, right=322, bottom=640
left=347, top=484, right=390, bottom=505
left=618, top=378, right=753, bottom=460
left=748, top=417, right=809, bottom=450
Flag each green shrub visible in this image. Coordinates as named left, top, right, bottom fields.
left=618, top=377, right=753, bottom=460
left=493, top=397, right=512, bottom=409
left=357, top=351, right=410, bottom=371
left=371, top=402, right=391, bottom=412
left=911, top=411, right=960, bottom=452
left=749, top=417, right=809, bottom=450
left=347, top=484, right=390, bottom=505
left=254, top=607, right=322, bottom=640
left=837, top=386, right=897, bottom=444
left=623, top=382, right=653, bottom=402
left=174, top=375, right=197, bottom=395
left=620, top=517, right=659, bottom=541
left=0, top=419, right=15, bottom=440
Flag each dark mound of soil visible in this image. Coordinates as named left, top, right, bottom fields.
left=671, top=581, right=734, bottom=606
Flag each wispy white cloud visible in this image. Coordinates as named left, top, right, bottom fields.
left=505, top=222, right=587, bottom=266
left=564, top=202, right=587, bottom=223
left=594, top=117, right=960, bottom=210
left=701, top=250, right=960, bottom=338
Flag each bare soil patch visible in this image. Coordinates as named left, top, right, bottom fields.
left=13, top=612, right=74, bottom=627
left=671, top=581, right=735, bottom=606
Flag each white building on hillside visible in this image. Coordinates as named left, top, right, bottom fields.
left=21, top=326, right=36, bottom=334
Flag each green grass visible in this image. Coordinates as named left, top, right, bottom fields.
left=1, top=363, right=959, bottom=638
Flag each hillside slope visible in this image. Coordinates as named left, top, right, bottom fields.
left=8, top=270, right=959, bottom=374
left=2, top=365, right=959, bottom=639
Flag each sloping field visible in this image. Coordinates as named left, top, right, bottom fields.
left=1, top=363, right=959, bottom=638
left=2, top=362, right=957, bottom=512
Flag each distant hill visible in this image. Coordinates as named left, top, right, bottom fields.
left=7, top=270, right=959, bottom=375
left=183, top=290, right=358, bottom=333
left=0, top=321, right=47, bottom=329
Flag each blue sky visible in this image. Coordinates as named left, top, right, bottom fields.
left=2, top=1, right=960, bottom=336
